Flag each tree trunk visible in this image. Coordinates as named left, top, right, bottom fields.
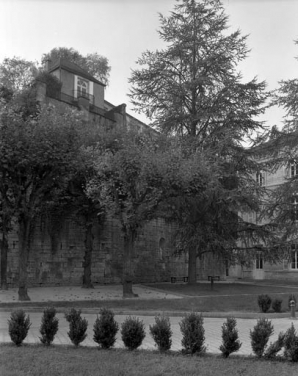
left=0, top=222, right=8, bottom=290
left=188, top=247, right=197, bottom=284
left=18, top=219, right=31, bottom=301
left=82, top=223, right=94, bottom=288
left=122, top=232, right=138, bottom=298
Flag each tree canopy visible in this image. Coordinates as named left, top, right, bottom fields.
left=86, top=129, right=213, bottom=294
left=129, top=0, right=269, bottom=143
left=0, top=57, right=38, bottom=92
left=0, top=101, right=84, bottom=300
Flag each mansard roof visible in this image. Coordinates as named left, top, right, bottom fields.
left=48, top=58, right=105, bottom=86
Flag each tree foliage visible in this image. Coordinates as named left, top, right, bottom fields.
left=129, top=0, right=273, bottom=281
left=0, top=102, right=83, bottom=300
left=0, top=57, right=38, bottom=92
left=41, top=47, right=111, bottom=85
left=259, top=40, right=298, bottom=253
left=273, top=39, right=298, bottom=133
left=87, top=129, right=211, bottom=295
left=130, top=0, right=269, bottom=141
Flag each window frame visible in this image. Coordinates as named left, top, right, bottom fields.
left=77, top=77, right=88, bottom=95
left=255, top=252, right=263, bottom=270
left=290, top=160, right=298, bottom=178
left=73, top=75, right=94, bottom=104
left=256, top=171, right=265, bottom=186
left=291, top=195, right=298, bottom=221
left=291, top=244, right=298, bottom=270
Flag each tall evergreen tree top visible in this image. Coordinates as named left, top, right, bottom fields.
left=130, top=0, right=269, bottom=144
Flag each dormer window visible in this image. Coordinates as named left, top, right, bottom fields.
left=77, top=78, right=88, bottom=96
left=74, top=75, right=94, bottom=104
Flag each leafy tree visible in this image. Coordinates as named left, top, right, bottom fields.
left=0, top=176, right=14, bottom=290
left=87, top=130, right=210, bottom=296
left=0, top=57, right=38, bottom=92
left=0, top=87, right=15, bottom=289
left=63, top=128, right=105, bottom=288
left=0, top=85, right=13, bottom=103
left=0, top=103, right=83, bottom=300
left=129, top=0, right=272, bottom=282
left=41, top=47, right=111, bottom=85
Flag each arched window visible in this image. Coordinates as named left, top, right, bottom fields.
left=77, top=78, right=88, bottom=96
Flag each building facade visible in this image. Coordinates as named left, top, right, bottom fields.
left=229, top=158, right=298, bottom=281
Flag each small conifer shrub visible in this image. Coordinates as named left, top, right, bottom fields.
left=272, top=298, right=283, bottom=313
left=219, top=317, right=242, bottom=358
left=284, top=323, right=298, bottom=362
left=93, top=308, right=119, bottom=349
left=180, top=312, right=206, bottom=355
left=121, top=316, right=146, bottom=350
left=39, top=307, right=59, bottom=346
left=264, top=332, right=285, bottom=359
left=257, top=294, right=272, bottom=313
left=65, top=308, right=88, bottom=346
left=149, top=315, right=172, bottom=352
left=250, top=318, right=274, bottom=357
left=8, top=310, right=31, bottom=346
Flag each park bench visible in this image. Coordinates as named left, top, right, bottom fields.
left=208, top=275, right=220, bottom=289
left=171, top=276, right=188, bottom=283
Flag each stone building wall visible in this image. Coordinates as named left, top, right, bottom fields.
left=4, top=214, right=184, bottom=287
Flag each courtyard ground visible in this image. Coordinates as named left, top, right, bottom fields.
left=1, top=280, right=298, bottom=314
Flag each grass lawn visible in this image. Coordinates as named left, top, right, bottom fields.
left=1, top=282, right=298, bottom=314
left=145, top=282, right=298, bottom=297
left=1, top=344, right=298, bottom=376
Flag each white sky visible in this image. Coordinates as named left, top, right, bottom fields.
left=1, top=0, right=298, bottom=129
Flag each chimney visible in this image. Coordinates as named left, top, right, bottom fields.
left=45, top=59, right=52, bottom=72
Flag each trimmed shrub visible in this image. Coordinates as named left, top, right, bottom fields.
left=264, top=332, right=285, bottom=359
left=149, top=315, right=172, bottom=352
left=65, top=308, right=88, bottom=346
left=219, top=317, right=242, bottom=358
left=257, top=294, right=272, bottom=313
left=121, top=316, right=146, bottom=350
left=180, top=312, right=206, bottom=355
left=8, top=310, right=31, bottom=346
left=93, top=308, right=119, bottom=349
left=39, top=307, right=59, bottom=346
left=272, top=298, right=283, bottom=313
left=288, top=294, right=297, bottom=310
left=284, top=323, right=298, bottom=362
left=250, top=318, right=274, bottom=357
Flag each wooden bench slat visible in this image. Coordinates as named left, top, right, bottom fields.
left=171, top=277, right=188, bottom=283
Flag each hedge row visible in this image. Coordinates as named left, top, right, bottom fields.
left=6, top=308, right=298, bottom=361
left=257, top=294, right=297, bottom=313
